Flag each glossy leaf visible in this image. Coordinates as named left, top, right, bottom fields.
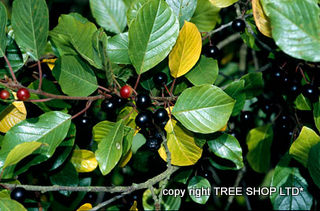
left=169, top=21, right=202, bottom=78
left=50, top=14, right=102, bottom=69
left=271, top=156, right=313, bottom=210
left=172, top=85, right=235, bottom=134
left=0, top=102, right=27, bottom=133
left=95, top=120, right=124, bottom=175
left=289, top=126, right=320, bottom=167
left=185, top=56, right=219, bottom=86
left=166, top=0, right=197, bottom=27
left=308, top=143, right=320, bottom=189
left=77, top=203, right=92, bottom=211
left=126, top=0, right=150, bottom=26
left=158, top=119, right=202, bottom=166
left=209, top=0, right=239, bottom=8
left=90, top=0, right=127, bottom=34
left=252, top=0, right=272, bottom=37
left=3, top=142, right=43, bottom=169
left=71, top=149, right=98, bottom=173
left=190, top=0, right=221, bottom=32
left=262, top=0, right=320, bottom=62
left=246, top=124, right=273, bottom=173
left=52, top=55, right=98, bottom=97
left=107, top=33, right=131, bottom=64
left=128, top=0, right=179, bottom=74
left=294, top=94, right=312, bottom=111
left=11, top=0, right=49, bottom=60
left=241, top=72, right=264, bottom=99
left=313, top=100, right=320, bottom=133
left=0, top=111, right=71, bottom=172
left=224, top=80, right=246, bottom=116
left=0, top=2, right=7, bottom=57
left=0, top=198, right=26, bottom=211
left=207, top=134, right=243, bottom=170
left=188, top=176, right=211, bottom=204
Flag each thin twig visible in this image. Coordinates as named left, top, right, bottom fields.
left=3, top=55, right=17, bottom=83
left=37, top=61, right=43, bottom=90
left=217, top=33, right=241, bottom=49
left=90, top=191, right=132, bottom=211
left=72, top=101, right=93, bottom=120
left=134, top=74, right=141, bottom=90
left=225, top=167, right=246, bottom=210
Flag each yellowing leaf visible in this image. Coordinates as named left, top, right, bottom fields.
left=158, top=119, right=202, bottom=166
left=42, top=58, right=57, bottom=70
left=169, top=21, right=202, bottom=78
left=219, top=124, right=227, bottom=132
left=252, top=0, right=272, bottom=38
left=209, top=0, right=239, bottom=8
left=0, top=102, right=27, bottom=133
left=70, top=149, right=98, bottom=173
left=119, top=150, right=132, bottom=168
left=77, top=203, right=92, bottom=211
left=130, top=201, right=138, bottom=211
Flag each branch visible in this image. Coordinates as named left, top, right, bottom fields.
left=0, top=81, right=109, bottom=101
left=217, top=33, right=241, bottom=49
left=225, top=167, right=246, bottom=210
left=0, top=166, right=179, bottom=193
left=3, top=55, right=17, bottom=83
left=90, top=191, right=132, bottom=211
left=37, top=61, right=43, bottom=90
left=151, top=96, right=178, bottom=102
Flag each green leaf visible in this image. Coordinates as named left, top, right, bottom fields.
left=50, top=14, right=102, bottom=69
left=172, top=84, right=235, bottom=134
left=95, top=120, right=124, bottom=175
left=0, top=198, right=26, bottom=211
left=127, top=0, right=150, bottom=26
left=308, top=142, right=320, bottom=189
left=270, top=156, right=313, bottom=210
left=50, top=162, right=79, bottom=196
left=190, top=0, right=221, bottom=32
left=224, top=80, right=246, bottom=116
left=131, top=133, right=146, bottom=154
left=207, top=134, right=243, bottom=170
left=107, top=33, right=131, bottom=64
left=187, top=176, right=211, bottom=204
left=90, top=0, right=127, bottom=34
left=289, top=126, right=320, bottom=167
left=313, top=100, right=320, bottom=133
left=11, top=0, right=48, bottom=60
left=128, top=0, right=179, bottom=74
left=173, top=168, right=193, bottom=184
left=3, top=142, right=43, bottom=169
left=0, top=111, right=71, bottom=172
left=52, top=55, right=98, bottom=97
left=246, top=124, right=273, bottom=173
left=262, top=0, right=320, bottom=62
left=166, top=0, right=197, bottom=27
left=294, top=94, right=312, bottom=111
left=185, top=56, right=219, bottom=86
left=0, top=2, right=7, bottom=57
left=241, top=72, right=264, bottom=99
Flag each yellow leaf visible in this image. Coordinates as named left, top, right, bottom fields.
left=42, top=58, right=57, bottom=70
left=209, top=0, right=239, bottom=8
left=130, top=201, right=138, bottom=211
left=70, top=149, right=98, bottom=173
left=77, top=203, right=92, bottom=211
left=0, top=102, right=27, bottom=133
left=252, top=0, right=272, bottom=38
left=169, top=21, right=202, bottom=78
left=119, top=150, right=132, bottom=168
left=158, top=119, right=202, bottom=166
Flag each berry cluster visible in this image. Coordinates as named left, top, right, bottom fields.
left=0, top=88, right=30, bottom=101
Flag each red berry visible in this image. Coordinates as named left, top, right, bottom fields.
left=120, top=85, right=133, bottom=99
left=17, top=88, right=30, bottom=101
left=0, top=90, right=10, bottom=100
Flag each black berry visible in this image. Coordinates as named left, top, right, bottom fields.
left=146, top=137, right=161, bottom=151
left=203, top=45, right=221, bottom=60
left=136, top=94, right=152, bottom=110
left=153, top=108, right=169, bottom=126
left=10, top=188, right=27, bottom=203
left=302, top=84, right=319, bottom=102
left=232, top=19, right=246, bottom=33
left=101, top=100, right=116, bottom=112
left=153, top=72, right=168, bottom=87
left=111, top=95, right=126, bottom=107
left=286, top=80, right=301, bottom=99
left=135, top=111, right=153, bottom=128
left=240, top=111, right=254, bottom=123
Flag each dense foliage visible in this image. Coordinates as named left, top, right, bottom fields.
left=0, top=0, right=320, bottom=210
